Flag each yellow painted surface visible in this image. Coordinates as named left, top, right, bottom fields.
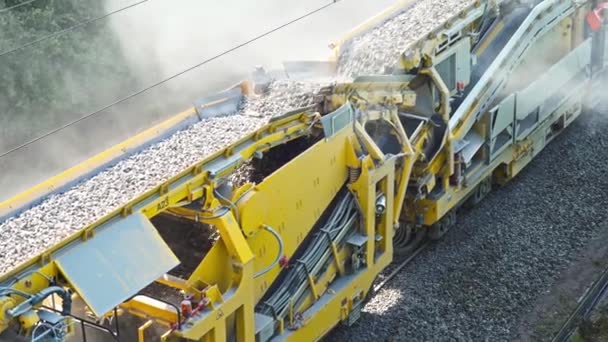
left=281, top=155, right=397, bottom=341
left=122, top=298, right=178, bottom=326
left=244, top=127, right=352, bottom=301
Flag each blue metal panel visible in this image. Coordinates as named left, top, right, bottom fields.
left=492, top=94, right=515, bottom=139
left=54, top=213, right=179, bottom=316
left=434, top=37, right=471, bottom=93
left=283, top=60, right=337, bottom=80
left=321, top=103, right=354, bottom=138
left=516, top=39, right=592, bottom=121
left=194, top=84, right=244, bottom=119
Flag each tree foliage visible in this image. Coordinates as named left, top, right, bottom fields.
left=0, top=0, right=139, bottom=150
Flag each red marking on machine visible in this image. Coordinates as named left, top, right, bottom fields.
left=456, top=81, right=465, bottom=92
left=180, top=298, right=193, bottom=318
left=279, top=255, right=289, bottom=268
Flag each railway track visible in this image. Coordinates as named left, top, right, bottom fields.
left=552, top=265, right=608, bottom=342
left=373, top=241, right=430, bottom=293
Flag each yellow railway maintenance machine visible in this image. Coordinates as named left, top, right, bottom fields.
left=0, top=0, right=607, bottom=341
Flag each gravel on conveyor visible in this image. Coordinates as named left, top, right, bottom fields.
left=0, top=76, right=331, bottom=274
left=0, top=0, right=475, bottom=273
left=337, top=0, right=475, bottom=78
left=0, top=116, right=265, bottom=274
left=329, top=106, right=608, bottom=341
left=239, top=80, right=325, bottom=118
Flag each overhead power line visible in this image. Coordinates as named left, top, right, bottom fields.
left=0, top=0, right=42, bottom=14
left=0, top=0, right=152, bottom=58
left=0, top=1, right=341, bottom=159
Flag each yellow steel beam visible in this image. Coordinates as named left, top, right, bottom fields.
left=121, top=297, right=178, bottom=326
left=156, top=274, right=189, bottom=292
left=138, top=320, right=154, bottom=342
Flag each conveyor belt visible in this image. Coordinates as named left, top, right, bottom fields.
left=452, top=3, right=533, bottom=111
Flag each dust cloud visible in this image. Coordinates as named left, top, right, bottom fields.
left=0, top=0, right=394, bottom=202
left=102, top=0, right=397, bottom=113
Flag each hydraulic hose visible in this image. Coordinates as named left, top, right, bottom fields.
left=7, top=286, right=71, bottom=318
left=254, top=225, right=284, bottom=278
left=257, top=191, right=358, bottom=319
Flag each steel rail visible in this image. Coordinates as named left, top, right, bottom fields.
left=373, top=241, right=430, bottom=293
left=552, top=265, right=608, bottom=342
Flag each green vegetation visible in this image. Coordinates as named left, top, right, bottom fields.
left=578, top=305, right=608, bottom=342
left=0, top=0, right=139, bottom=151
